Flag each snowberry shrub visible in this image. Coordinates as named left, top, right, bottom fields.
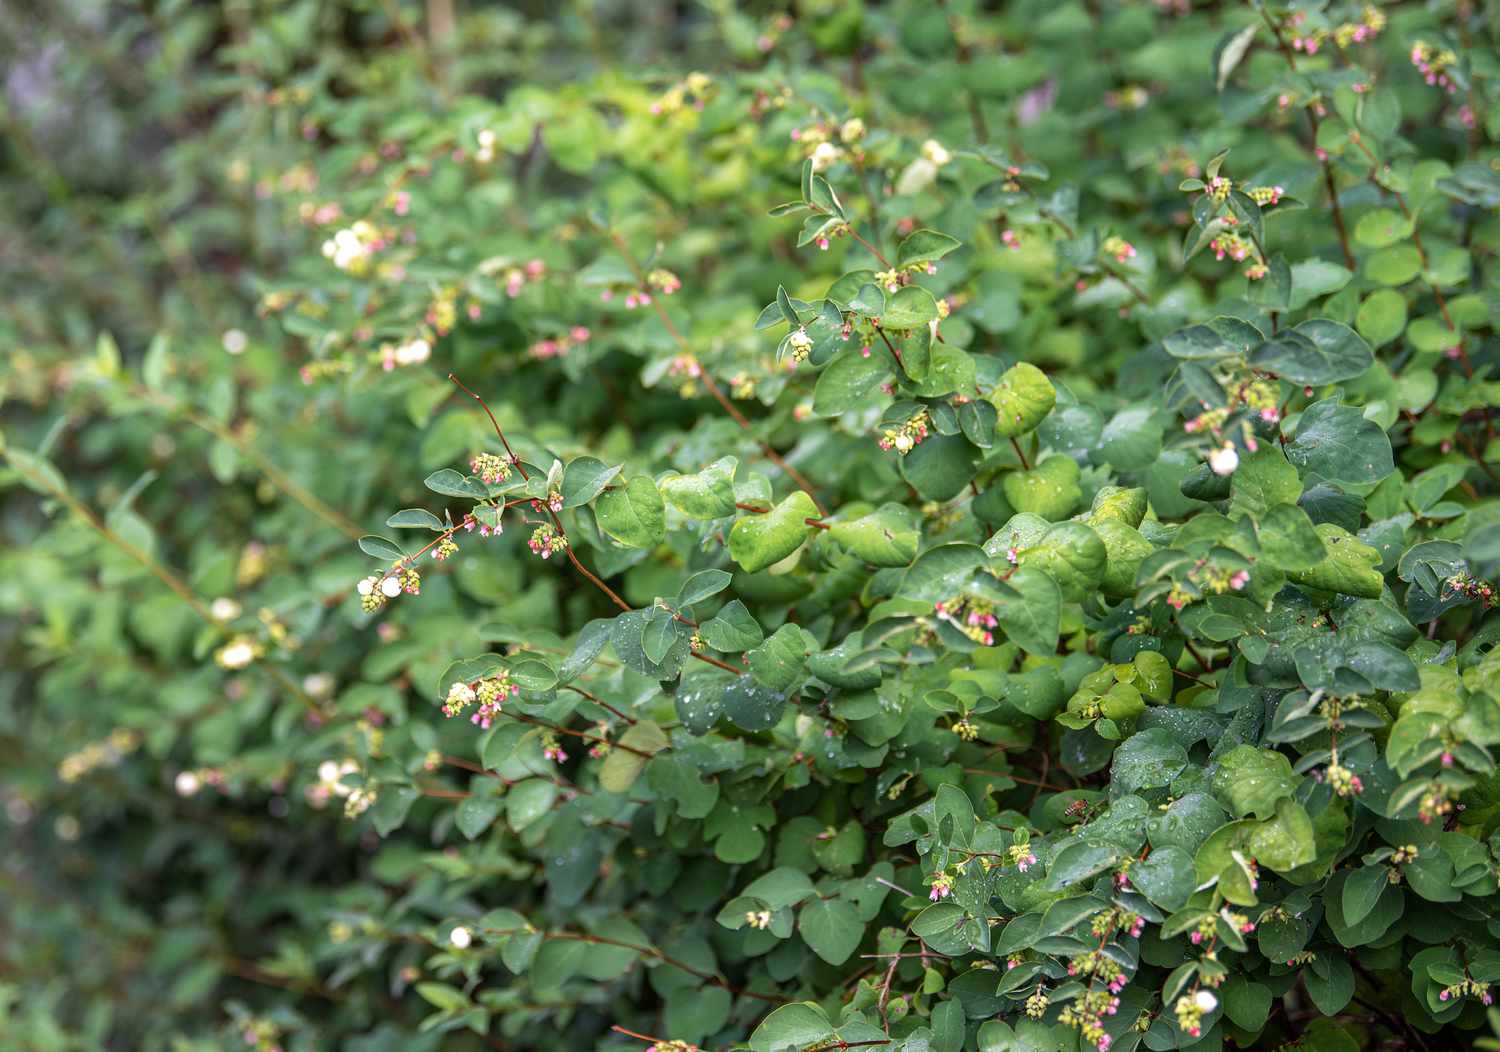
left=4, top=2, right=1500, bottom=1051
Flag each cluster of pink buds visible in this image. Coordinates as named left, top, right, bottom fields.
left=1418, top=782, right=1456, bottom=825
left=1248, top=184, right=1284, bottom=207
left=1001, top=229, right=1021, bottom=250
left=1322, top=762, right=1364, bottom=797
left=531, top=488, right=564, bottom=514
left=240, top=1018, right=284, bottom=1052
left=1209, top=232, right=1252, bottom=263
left=1008, top=842, right=1038, bottom=871
left=1411, top=42, right=1460, bottom=93
left=928, top=870, right=954, bottom=901
left=528, top=523, right=567, bottom=559
left=1206, top=175, right=1232, bottom=201
left=433, top=535, right=459, bottom=561
left=1102, top=236, right=1136, bottom=263
left=501, top=259, right=547, bottom=298
left=379, top=336, right=432, bottom=371
left=587, top=721, right=611, bottom=759
left=444, top=670, right=520, bottom=728
left=470, top=452, right=513, bottom=485
left=461, top=511, right=503, bottom=538
left=1059, top=987, right=1121, bottom=1051
left=1438, top=978, right=1492, bottom=1005
left=1174, top=990, right=1218, bottom=1038
left=540, top=733, right=569, bottom=764
left=877, top=409, right=932, bottom=454
left=649, top=72, right=713, bottom=116
left=934, top=595, right=1000, bottom=646
left=1444, top=572, right=1497, bottom=608
left=1223, top=908, right=1255, bottom=935
left=1286, top=8, right=1382, bottom=54
left=530, top=326, right=592, bottom=360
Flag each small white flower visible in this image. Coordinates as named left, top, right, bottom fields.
left=222, top=329, right=248, bottom=355
left=175, top=771, right=202, bottom=797
left=217, top=640, right=256, bottom=669
left=1194, top=990, right=1219, bottom=1013
left=921, top=139, right=952, bottom=166
left=810, top=141, right=841, bottom=173
left=302, top=672, right=335, bottom=698
left=449, top=926, right=473, bottom=949
left=210, top=597, right=242, bottom=621
left=380, top=576, right=402, bottom=598
left=318, top=761, right=342, bottom=783
left=1209, top=443, right=1239, bottom=476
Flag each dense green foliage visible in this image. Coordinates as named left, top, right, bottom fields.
left=5, top=2, right=1500, bottom=1051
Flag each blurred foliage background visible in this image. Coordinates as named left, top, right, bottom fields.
left=2, top=0, right=1498, bottom=1050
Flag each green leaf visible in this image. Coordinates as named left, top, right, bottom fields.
left=1365, top=244, right=1422, bottom=286
left=747, top=623, right=812, bottom=691
left=1112, top=728, right=1189, bottom=794
left=897, top=229, right=962, bottom=268
left=797, top=898, right=864, bottom=965
left=1162, top=316, right=1263, bottom=360
left=1341, top=865, right=1387, bottom=926
left=1285, top=399, right=1394, bottom=485
left=358, top=535, right=407, bottom=562
left=595, top=475, right=666, bottom=548
left=1256, top=503, right=1327, bottom=572
left=899, top=544, right=986, bottom=602
left=986, top=362, right=1056, bottom=437
left=1354, top=289, right=1407, bottom=347
left=1212, top=746, right=1301, bottom=820
left=749, top=1003, right=835, bottom=1052
left=697, top=599, right=764, bottom=651
left=1043, top=841, right=1121, bottom=890
left=456, top=794, right=504, bottom=839
left=659, top=457, right=738, bottom=519
left=1231, top=448, right=1303, bottom=519
left=506, top=780, right=558, bottom=831
left=1002, top=456, right=1081, bottom=521
left=813, top=349, right=893, bottom=416
left=987, top=567, right=1061, bottom=657
left=729, top=491, right=819, bottom=573
left=675, top=569, right=732, bottom=608
left=562, top=456, right=621, bottom=508
left=882, top=286, right=940, bottom=329
left=386, top=508, right=444, bottom=530
left=598, top=720, right=669, bottom=793
left=1286, top=524, right=1384, bottom=599
left=1249, top=320, right=1373, bottom=384
left=828, top=503, right=919, bottom=566
left=425, top=468, right=488, bottom=499
left=742, top=867, right=818, bottom=909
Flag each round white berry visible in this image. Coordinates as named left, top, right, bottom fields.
left=1209, top=443, right=1239, bottom=476
left=174, top=771, right=202, bottom=797
left=1194, top=990, right=1219, bottom=1012
left=380, top=576, right=402, bottom=598
left=449, top=926, right=472, bottom=949
left=356, top=576, right=375, bottom=597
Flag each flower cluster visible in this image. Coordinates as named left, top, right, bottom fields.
left=1418, top=782, right=1457, bottom=825
left=1444, top=572, right=1497, bottom=607
left=1411, top=42, right=1460, bottom=93
left=321, top=219, right=384, bottom=272
left=645, top=1041, right=699, bottom=1052
left=307, top=759, right=374, bottom=817
left=1322, top=761, right=1364, bottom=797
left=1208, top=231, right=1252, bottom=263
left=530, top=326, right=592, bottom=360
left=239, top=1018, right=284, bottom=1052
left=1287, top=5, right=1384, bottom=53
left=1066, top=947, right=1128, bottom=995
left=1101, top=236, right=1136, bottom=264
left=650, top=72, right=714, bottom=115
left=356, top=566, right=420, bottom=612
left=1025, top=987, right=1050, bottom=1018
left=379, top=336, right=431, bottom=371
left=58, top=729, right=142, bottom=783
left=1247, top=184, right=1284, bottom=207
left=745, top=909, right=773, bottom=929
left=528, top=523, right=567, bottom=559
left=1058, top=988, right=1121, bottom=1051
left=541, top=733, right=569, bottom=764
left=444, top=671, right=520, bottom=728
left=602, top=268, right=682, bottom=309
left=1173, top=989, right=1218, bottom=1038
left=215, top=635, right=264, bottom=670
left=1091, top=906, right=1145, bottom=940
left=470, top=451, right=513, bottom=485
left=951, top=717, right=979, bottom=741
left=1008, top=842, right=1039, bottom=871
left=928, top=869, right=954, bottom=901
left=1165, top=558, right=1250, bottom=611
left=787, top=326, right=814, bottom=363
left=877, top=409, right=932, bottom=454
left=1439, top=977, right=1493, bottom=1005
left=934, top=594, right=1000, bottom=646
